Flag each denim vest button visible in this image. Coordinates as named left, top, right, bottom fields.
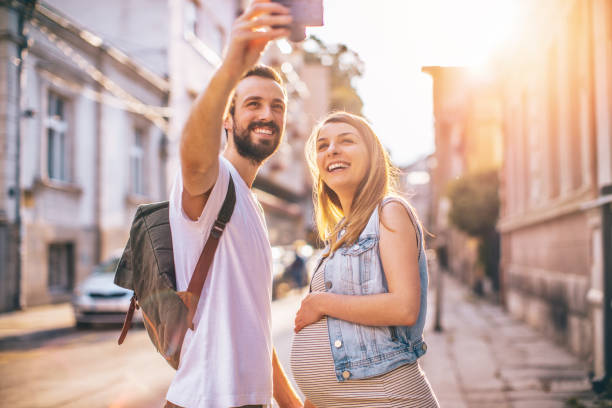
left=421, top=342, right=427, bottom=352
left=342, top=370, right=351, bottom=379
left=334, top=339, right=342, bottom=348
left=325, top=281, right=333, bottom=289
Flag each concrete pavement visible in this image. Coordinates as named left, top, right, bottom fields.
left=0, top=301, right=74, bottom=341
left=421, top=271, right=602, bottom=408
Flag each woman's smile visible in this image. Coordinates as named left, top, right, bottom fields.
left=326, top=161, right=350, bottom=173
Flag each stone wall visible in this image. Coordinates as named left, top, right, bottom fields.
left=503, top=211, right=593, bottom=359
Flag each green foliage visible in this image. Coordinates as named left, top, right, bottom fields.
left=565, top=397, right=587, bottom=408
left=599, top=378, right=612, bottom=406
left=303, top=36, right=364, bottom=115
left=446, top=170, right=500, bottom=237
left=447, top=170, right=501, bottom=291
left=330, top=86, right=363, bottom=116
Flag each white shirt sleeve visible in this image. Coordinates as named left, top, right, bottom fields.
left=169, top=158, right=230, bottom=228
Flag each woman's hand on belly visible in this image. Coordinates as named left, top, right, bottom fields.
left=294, top=292, right=326, bottom=333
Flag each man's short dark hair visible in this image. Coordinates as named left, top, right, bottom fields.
left=228, top=65, right=284, bottom=116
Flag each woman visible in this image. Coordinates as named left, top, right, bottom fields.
left=290, top=112, right=439, bottom=407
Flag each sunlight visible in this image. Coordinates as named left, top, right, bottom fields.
left=307, top=0, right=523, bottom=165
left=413, top=0, right=521, bottom=67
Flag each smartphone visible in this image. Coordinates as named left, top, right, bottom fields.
left=271, top=0, right=324, bottom=42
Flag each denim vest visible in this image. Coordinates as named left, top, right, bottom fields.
left=314, top=197, right=429, bottom=381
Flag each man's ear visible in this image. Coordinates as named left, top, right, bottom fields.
left=223, top=114, right=233, bottom=136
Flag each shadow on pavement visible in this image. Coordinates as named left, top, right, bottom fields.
left=0, top=324, right=145, bottom=351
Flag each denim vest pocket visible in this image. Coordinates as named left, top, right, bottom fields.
left=341, top=235, right=377, bottom=256
left=341, top=235, right=378, bottom=294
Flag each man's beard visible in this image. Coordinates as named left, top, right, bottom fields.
left=232, top=119, right=281, bottom=164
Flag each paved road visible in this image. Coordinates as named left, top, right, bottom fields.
left=0, top=291, right=305, bottom=408
left=0, top=324, right=174, bottom=407
left=1, top=276, right=603, bottom=408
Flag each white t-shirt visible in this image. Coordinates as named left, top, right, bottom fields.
left=166, top=157, right=273, bottom=408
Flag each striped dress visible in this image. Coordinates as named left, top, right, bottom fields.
left=290, top=258, right=439, bottom=408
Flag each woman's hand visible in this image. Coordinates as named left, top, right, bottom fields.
left=294, top=292, right=326, bottom=333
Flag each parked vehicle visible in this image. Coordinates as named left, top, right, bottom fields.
left=72, top=254, right=142, bottom=327
left=272, top=242, right=314, bottom=300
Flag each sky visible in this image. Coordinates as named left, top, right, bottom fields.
left=304, top=0, right=520, bottom=167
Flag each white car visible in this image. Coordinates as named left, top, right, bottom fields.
left=72, top=256, right=142, bottom=327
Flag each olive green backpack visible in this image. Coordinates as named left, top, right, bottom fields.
left=114, top=176, right=235, bottom=369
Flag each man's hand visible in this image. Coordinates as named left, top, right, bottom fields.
left=222, top=0, right=292, bottom=81
left=179, top=0, right=291, bottom=219
left=273, top=348, right=303, bottom=408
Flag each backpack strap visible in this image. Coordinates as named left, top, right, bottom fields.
left=181, top=176, right=236, bottom=329
left=118, top=294, right=139, bottom=344
left=186, top=176, right=236, bottom=298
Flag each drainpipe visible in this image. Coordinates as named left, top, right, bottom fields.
left=598, top=185, right=612, bottom=391
left=9, top=0, right=37, bottom=309
left=589, top=0, right=612, bottom=390
left=94, top=50, right=102, bottom=265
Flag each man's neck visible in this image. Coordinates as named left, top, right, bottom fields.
left=222, top=149, right=261, bottom=188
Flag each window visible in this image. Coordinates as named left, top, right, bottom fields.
left=547, top=43, right=560, bottom=199
left=46, top=92, right=70, bottom=181
left=184, top=1, right=198, bottom=38
left=525, top=89, right=542, bottom=205
left=566, top=4, right=584, bottom=190
left=48, top=243, right=74, bottom=293
left=130, top=128, right=145, bottom=195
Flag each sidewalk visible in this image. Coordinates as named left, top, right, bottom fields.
left=421, top=272, right=600, bottom=408
left=0, top=302, right=74, bottom=342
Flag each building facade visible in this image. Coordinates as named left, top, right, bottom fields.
left=0, top=0, right=239, bottom=309
left=497, top=0, right=612, bottom=383
left=398, top=155, right=434, bottom=234
left=422, top=66, right=503, bottom=291
left=6, top=2, right=169, bottom=307
left=43, top=0, right=240, bottom=198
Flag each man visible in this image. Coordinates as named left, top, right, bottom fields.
left=165, top=1, right=303, bottom=407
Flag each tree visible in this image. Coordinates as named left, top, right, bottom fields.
left=447, top=170, right=501, bottom=293
left=447, top=170, right=499, bottom=237
left=302, top=36, right=364, bottom=115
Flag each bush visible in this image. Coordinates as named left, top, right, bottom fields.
left=447, top=170, right=500, bottom=238
left=447, top=170, right=501, bottom=291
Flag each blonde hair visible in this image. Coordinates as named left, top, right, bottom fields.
left=305, top=112, right=399, bottom=255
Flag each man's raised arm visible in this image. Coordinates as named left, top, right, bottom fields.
left=179, top=0, right=291, bottom=219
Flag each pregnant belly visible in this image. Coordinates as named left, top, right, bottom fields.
left=290, top=316, right=336, bottom=392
